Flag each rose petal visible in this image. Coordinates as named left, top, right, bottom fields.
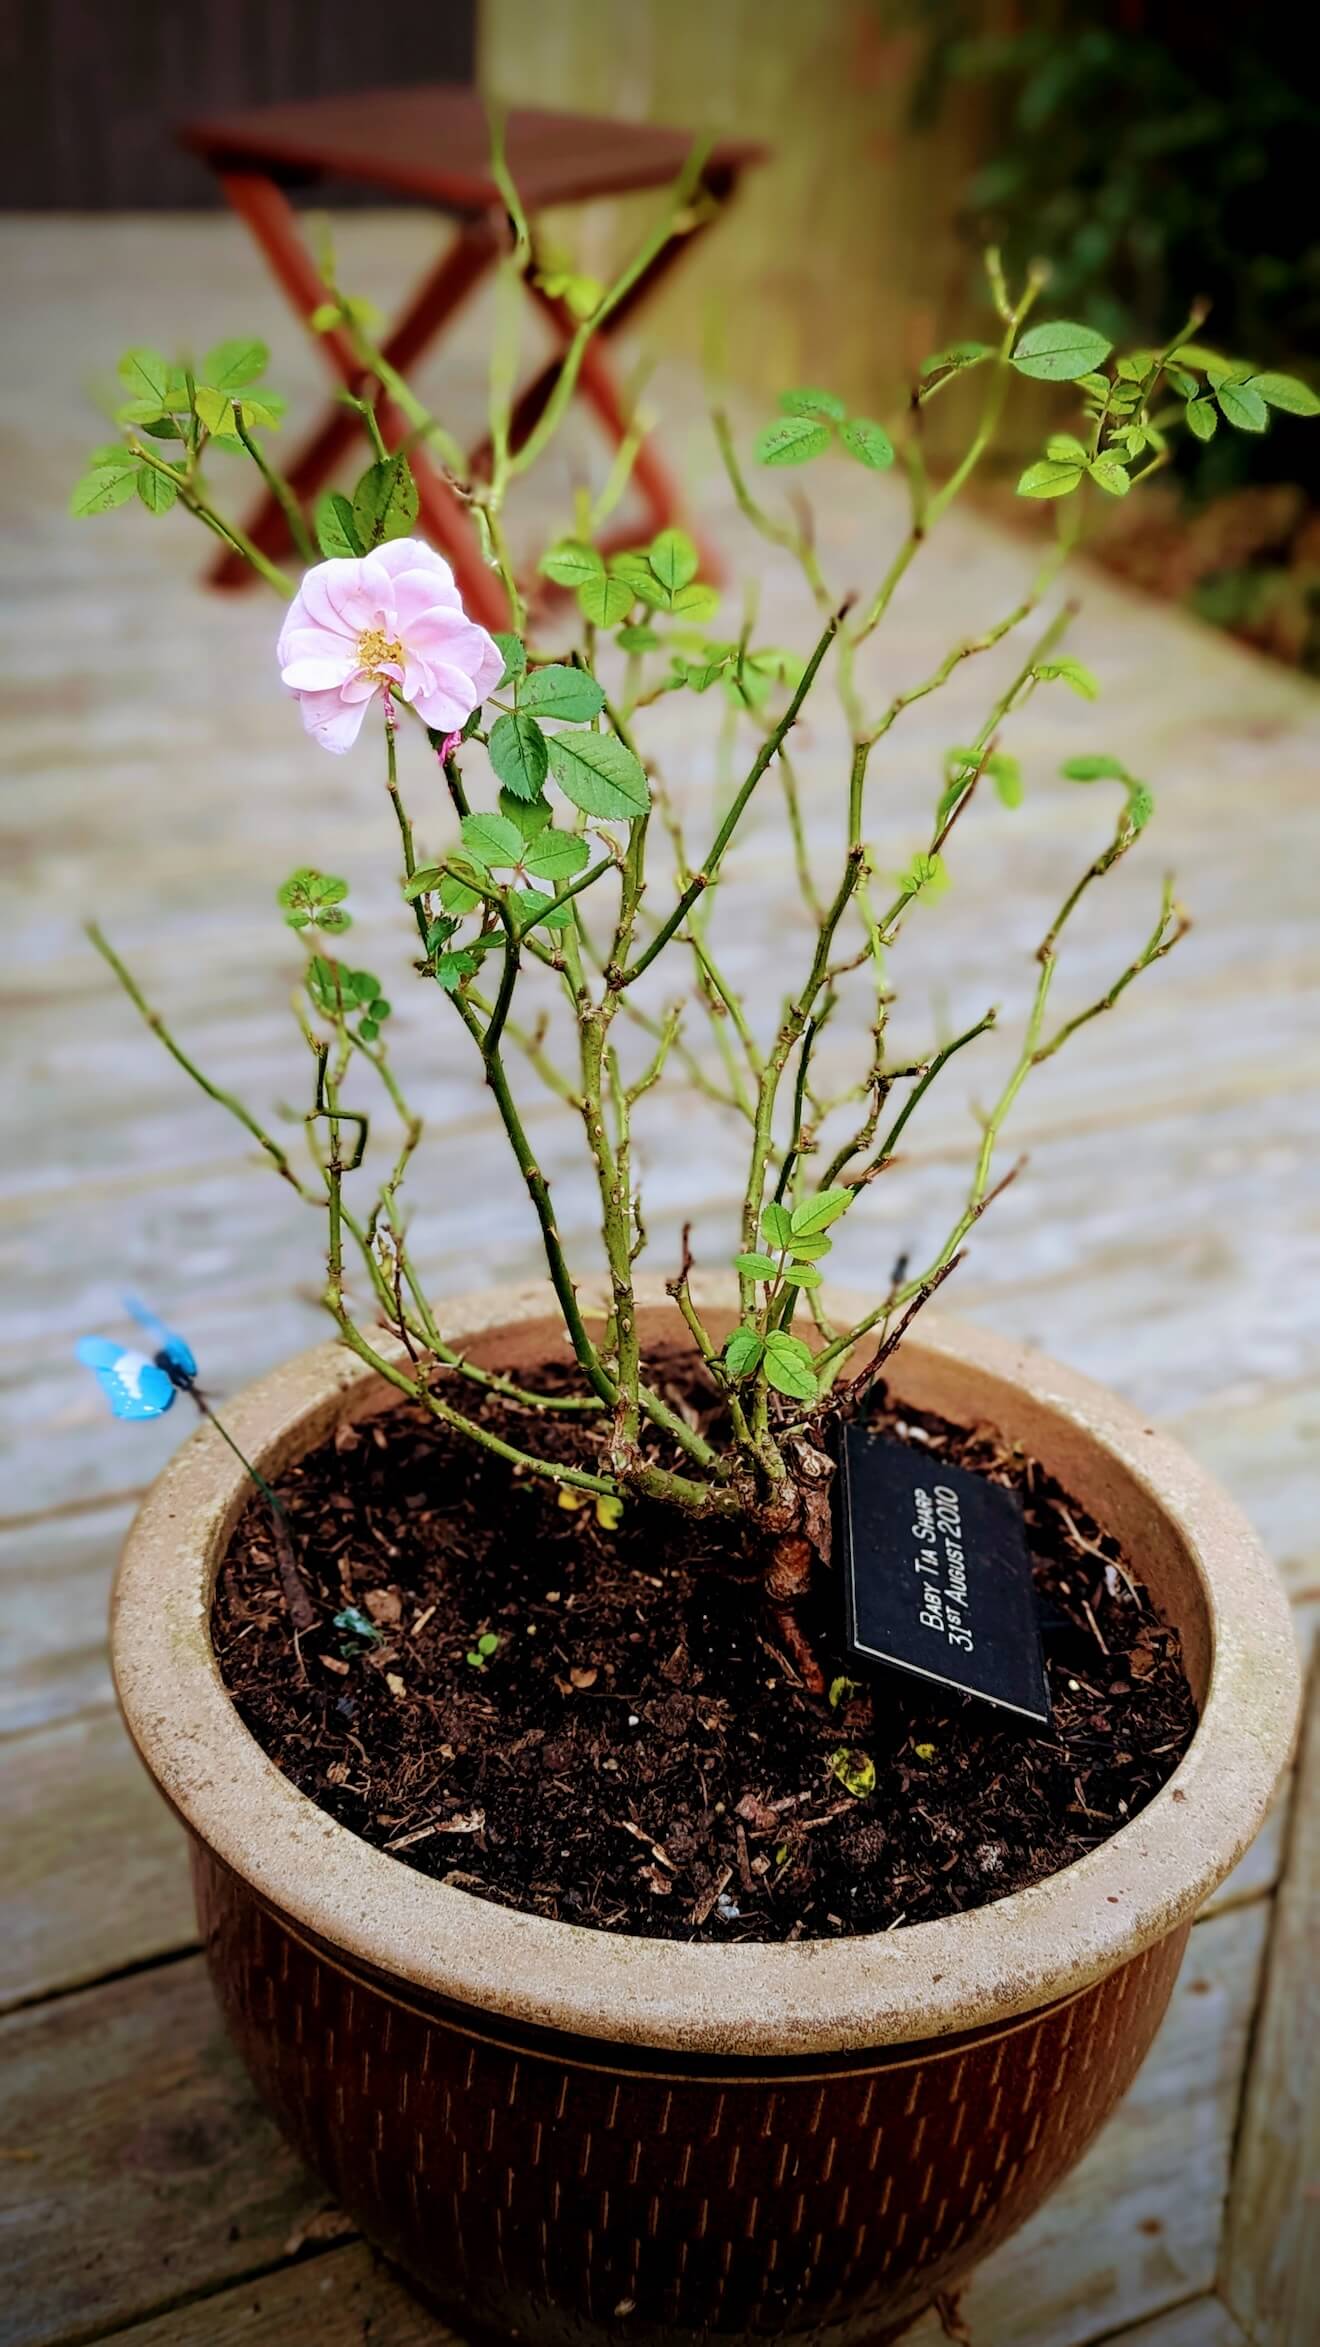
left=408, top=662, right=490, bottom=732
left=280, top=650, right=359, bottom=689
left=370, top=537, right=457, bottom=592
left=295, top=686, right=373, bottom=754
left=389, top=569, right=465, bottom=628
left=290, top=560, right=378, bottom=640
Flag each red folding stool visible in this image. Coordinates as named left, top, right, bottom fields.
left=180, top=86, right=765, bottom=626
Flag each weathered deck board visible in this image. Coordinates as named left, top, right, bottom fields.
left=1093, top=2301, right=1248, bottom=2347
left=0, top=1502, right=135, bottom=1734
left=0, top=1956, right=325, bottom=2347
left=1, top=1706, right=193, bottom=2013
left=1221, top=1661, right=1320, bottom=2346
left=82, top=2243, right=458, bottom=2347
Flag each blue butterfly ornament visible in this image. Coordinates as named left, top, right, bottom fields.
left=76, top=1297, right=200, bottom=1422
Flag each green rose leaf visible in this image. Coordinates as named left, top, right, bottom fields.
left=1011, top=320, right=1113, bottom=382
left=762, top=1331, right=819, bottom=1403
left=1061, top=753, right=1129, bottom=782
left=1088, top=454, right=1131, bottom=497
left=900, top=850, right=950, bottom=903
left=733, top=1251, right=780, bottom=1281
left=519, top=664, right=606, bottom=723
left=1215, top=377, right=1268, bottom=433
left=460, top=810, right=524, bottom=869
left=755, top=415, right=832, bottom=467
left=439, top=871, right=482, bottom=915
left=782, top=1263, right=823, bottom=1289
left=784, top=1230, right=832, bottom=1261
left=202, top=338, right=269, bottom=392
left=1184, top=398, right=1218, bottom=443
left=135, top=465, right=179, bottom=515
left=790, top=1187, right=853, bottom=1236
left=1127, top=781, right=1155, bottom=832
left=724, top=1327, right=765, bottom=1380
left=987, top=749, right=1024, bottom=808
left=607, top=551, right=667, bottom=609
left=401, top=864, right=444, bottom=900
left=539, top=539, right=604, bottom=589
left=778, top=386, right=846, bottom=421
left=1016, top=457, right=1084, bottom=500
left=616, top=624, right=661, bottom=652
left=435, top=947, right=482, bottom=991
left=192, top=385, right=237, bottom=439
left=840, top=415, right=895, bottom=471
left=761, top=1201, right=795, bottom=1249
left=545, top=729, right=650, bottom=821
left=352, top=453, right=419, bottom=548
left=577, top=572, right=635, bottom=628
left=523, top=828, right=590, bottom=882
left=670, top=580, right=721, bottom=622
left=499, top=788, right=552, bottom=842
left=647, top=528, right=699, bottom=592
left=230, top=392, right=285, bottom=432
left=492, top=632, right=526, bottom=690
left=117, top=348, right=172, bottom=406
left=70, top=458, right=140, bottom=516
left=314, top=489, right=365, bottom=560
left=1035, top=656, right=1099, bottom=700
left=1248, top=373, right=1320, bottom=417
left=920, top=342, right=991, bottom=384
left=278, top=868, right=351, bottom=932
left=511, top=888, right=573, bottom=931
left=489, top=711, right=550, bottom=801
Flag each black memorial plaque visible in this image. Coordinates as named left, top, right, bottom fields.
left=836, top=1426, right=1051, bottom=1723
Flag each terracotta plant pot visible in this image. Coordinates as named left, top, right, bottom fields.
left=111, top=1285, right=1299, bottom=2345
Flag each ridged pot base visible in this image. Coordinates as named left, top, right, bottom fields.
left=195, top=1842, right=1188, bottom=2343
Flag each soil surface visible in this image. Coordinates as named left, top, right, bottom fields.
left=214, top=1351, right=1197, bottom=1943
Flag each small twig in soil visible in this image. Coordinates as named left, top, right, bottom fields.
left=272, top=1509, right=317, bottom=1633
left=1080, top=1595, right=1110, bottom=1655
left=689, top=1866, right=733, bottom=1928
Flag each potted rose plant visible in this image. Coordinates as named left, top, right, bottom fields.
left=76, top=152, right=1306, bottom=2346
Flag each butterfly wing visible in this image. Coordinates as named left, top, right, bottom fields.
left=76, top=1338, right=177, bottom=1420
left=123, top=1295, right=198, bottom=1380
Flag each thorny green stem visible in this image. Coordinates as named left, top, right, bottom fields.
left=129, top=438, right=295, bottom=596
left=616, top=605, right=844, bottom=988
left=88, top=925, right=315, bottom=1195
left=232, top=405, right=316, bottom=564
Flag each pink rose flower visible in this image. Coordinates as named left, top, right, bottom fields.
left=276, top=538, right=503, bottom=755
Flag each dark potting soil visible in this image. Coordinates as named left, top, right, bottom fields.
left=213, top=1351, right=1197, bottom=1943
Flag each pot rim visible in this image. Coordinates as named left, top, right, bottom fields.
left=111, top=1282, right=1299, bottom=2057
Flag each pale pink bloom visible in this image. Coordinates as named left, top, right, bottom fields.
left=276, top=539, right=503, bottom=755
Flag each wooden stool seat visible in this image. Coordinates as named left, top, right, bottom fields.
left=183, top=84, right=761, bottom=211
left=180, top=84, right=765, bottom=624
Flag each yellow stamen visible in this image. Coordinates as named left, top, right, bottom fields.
left=357, top=626, right=404, bottom=675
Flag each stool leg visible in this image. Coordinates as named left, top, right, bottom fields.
left=207, top=172, right=505, bottom=620
left=469, top=179, right=742, bottom=585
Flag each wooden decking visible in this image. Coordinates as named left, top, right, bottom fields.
left=2, top=214, right=1316, bottom=2347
